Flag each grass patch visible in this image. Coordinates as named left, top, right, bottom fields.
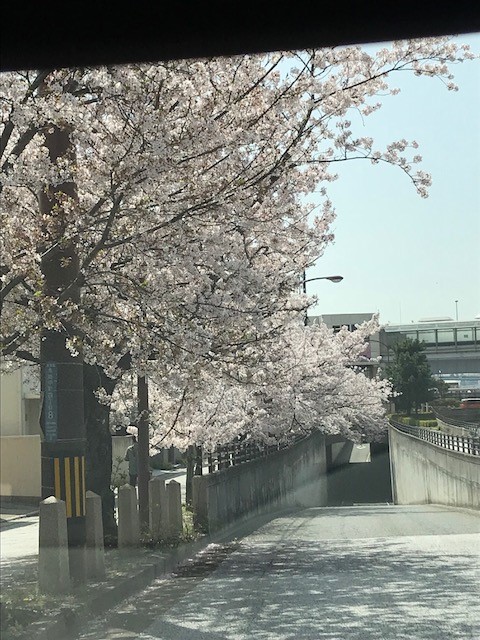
left=140, top=503, right=200, bottom=549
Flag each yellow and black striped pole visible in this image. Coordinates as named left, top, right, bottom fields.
left=41, top=338, right=87, bottom=584
left=52, top=455, right=86, bottom=518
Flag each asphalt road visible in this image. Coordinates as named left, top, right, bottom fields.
left=77, top=504, right=480, bottom=639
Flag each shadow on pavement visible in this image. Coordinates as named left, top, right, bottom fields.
left=0, top=519, right=37, bottom=532
left=0, top=556, right=37, bottom=586
left=148, top=537, right=479, bottom=639
left=76, top=513, right=479, bottom=639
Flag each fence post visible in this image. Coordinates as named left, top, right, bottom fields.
left=193, top=474, right=208, bottom=532
left=85, top=491, right=106, bottom=580
left=38, top=497, right=71, bottom=594
left=166, top=480, right=183, bottom=537
left=195, top=445, right=203, bottom=475
left=118, top=484, right=140, bottom=547
left=208, top=451, right=214, bottom=474
left=149, top=476, right=168, bottom=540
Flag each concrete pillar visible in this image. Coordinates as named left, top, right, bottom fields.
left=38, top=496, right=70, bottom=593
left=149, top=476, right=168, bottom=540
left=166, top=479, right=182, bottom=537
left=118, top=484, right=140, bottom=547
left=85, top=491, right=106, bottom=580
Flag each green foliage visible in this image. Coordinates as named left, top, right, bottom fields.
left=149, top=457, right=174, bottom=471
left=393, top=411, right=435, bottom=420
left=139, top=504, right=199, bottom=548
left=0, top=586, right=75, bottom=637
left=430, top=377, right=450, bottom=400
left=386, top=339, right=436, bottom=415
left=391, top=414, right=437, bottom=428
left=418, top=420, right=438, bottom=428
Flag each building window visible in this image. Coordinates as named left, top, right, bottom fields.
left=437, top=329, right=455, bottom=346
left=404, top=331, right=418, bottom=341
left=418, top=330, right=436, bottom=346
left=457, top=328, right=474, bottom=345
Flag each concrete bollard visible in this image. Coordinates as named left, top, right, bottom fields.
left=38, top=496, right=71, bottom=594
left=118, top=484, right=140, bottom=547
left=166, top=480, right=183, bottom=537
left=85, top=491, right=106, bottom=580
left=149, top=476, right=168, bottom=540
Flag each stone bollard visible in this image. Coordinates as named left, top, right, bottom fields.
left=85, top=491, right=106, bottom=580
left=149, top=476, right=168, bottom=540
left=118, top=484, right=140, bottom=548
left=38, top=496, right=70, bottom=594
left=166, top=480, right=183, bottom=537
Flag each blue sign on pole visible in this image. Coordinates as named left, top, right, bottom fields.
left=44, top=362, right=58, bottom=442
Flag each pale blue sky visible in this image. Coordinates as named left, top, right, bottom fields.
left=305, top=33, right=480, bottom=326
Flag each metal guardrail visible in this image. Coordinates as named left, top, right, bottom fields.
left=431, top=407, right=480, bottom=435
left=390, top=419, right=480, bottom=456
left=205, top=433, right=307, bottom=473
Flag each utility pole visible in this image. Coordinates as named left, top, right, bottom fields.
left=39, top=123, right=86, bottom=583
left=137, top=374, right=150, bottom=530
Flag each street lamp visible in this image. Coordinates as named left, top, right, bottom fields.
left=302, top=270, right=344, bottom=325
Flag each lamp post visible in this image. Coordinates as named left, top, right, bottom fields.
left=302, top=270, right=344, bottom=325
left=455, top=300, right=458, bottom=322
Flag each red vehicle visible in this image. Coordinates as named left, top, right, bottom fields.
left=460, top=398, right=480, bottom=409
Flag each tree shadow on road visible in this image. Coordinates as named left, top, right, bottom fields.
left=76, top=530, right=480, bottom=639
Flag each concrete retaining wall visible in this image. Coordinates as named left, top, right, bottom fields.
left=389, top=424, right=480, bottom=510
left=0, top=435, right=41, bottom=500
left=193, top=431, right=327, bottom=532
left=436, top=419, right=472, bottom=437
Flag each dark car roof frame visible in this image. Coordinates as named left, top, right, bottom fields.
left=2, top=1, right=480, bottom=72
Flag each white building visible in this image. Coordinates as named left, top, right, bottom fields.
left=0, top=365, right=41, bottom=501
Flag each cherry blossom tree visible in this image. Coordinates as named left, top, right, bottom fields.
left=141, top=315, right=391, bottom=453
left=2, top=39, right=475, bottom=370
left=1, top=38, right=475, bottom=529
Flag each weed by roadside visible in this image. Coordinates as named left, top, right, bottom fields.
left=0, top=585, right=76, bottom=639
left=140, top=503, right=200, bottom=549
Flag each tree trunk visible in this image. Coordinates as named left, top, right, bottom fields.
left=137, top=375, right=150, bottom=531
left=38, top=119, right=87, bottom=582
left=185, top=445, right=195, bottom=505
left=83, top=363, right=117, bottom=543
